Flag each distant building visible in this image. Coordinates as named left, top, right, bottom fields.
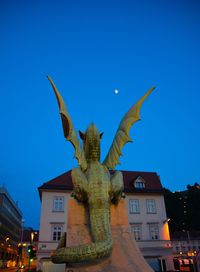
left=22, top=228, right=39, bottom=245
left=171, top=230, right=200, bottom=256
left=170, top=231, right=200, bottom=271
left=0, top=186, right=23, bottom=268
left=37, top=170, right=174, bottom=271
left=20, top=227, right=39, bottom=269
left=164, top=184, right=200, bottom=234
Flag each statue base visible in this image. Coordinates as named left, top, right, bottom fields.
left=65, top=199, right=153, bottom=272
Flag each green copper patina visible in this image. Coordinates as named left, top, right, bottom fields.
left=47, top=76, right=155, bottom=264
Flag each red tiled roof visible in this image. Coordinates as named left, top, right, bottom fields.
left=120, top=170, right=163, bottom=193
left=38, top=169, right=163, bottom=199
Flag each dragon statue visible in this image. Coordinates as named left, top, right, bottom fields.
left=47, top=76, right=155, bottom=264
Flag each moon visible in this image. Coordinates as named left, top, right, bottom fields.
left=114, top=89, right=119, bottom=94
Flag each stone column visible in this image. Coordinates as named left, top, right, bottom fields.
left=65, top=199, right=153, bottom=272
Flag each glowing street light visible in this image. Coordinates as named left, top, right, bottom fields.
left=31, top=232, right=34, bottom=244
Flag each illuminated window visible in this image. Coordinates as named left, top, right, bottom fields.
left=53, top=196, right=64, bottom=212
left=146, top=199, right=156, bottom=213
left=131, top=224, right=142, bottom=241
left=129, top=199, right=140, bottom=213
left=134, top=176, right=146, bottom=189
left=149, top=223, right=159, bottom=240
left=52, top=225, right=63, bottom=241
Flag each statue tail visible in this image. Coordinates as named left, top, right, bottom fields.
left=51, top=238, right=113, bottom=264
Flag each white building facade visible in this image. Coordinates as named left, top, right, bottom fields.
left=37, top=170, right=173, bottom=272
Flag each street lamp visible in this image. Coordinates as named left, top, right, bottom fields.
left=31, top=232, right=34, bottom=244
left=163, top=218, right=170, bottom=224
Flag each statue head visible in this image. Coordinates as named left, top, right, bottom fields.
left=79, top=123, right=103, bottom=163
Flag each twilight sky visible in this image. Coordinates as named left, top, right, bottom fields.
left=0, top=0, right=200, bottom=229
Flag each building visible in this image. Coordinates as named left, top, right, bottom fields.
left=19, top=227, right=39, bottom=269
left=171, top=230, right=200, bottom=256
left=164, top=184, right=200, bottom=235
left=37, top=170, right=173, bottom=271
left=123, top=171, right=173, bottom=271
left=170, top=230, right=200, bottom=271
left=0, top=186, right=23, bottom=268
left=22, top=228, right=39, bottom=247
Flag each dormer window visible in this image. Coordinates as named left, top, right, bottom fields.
left=134, top=176, right=146, bottom=189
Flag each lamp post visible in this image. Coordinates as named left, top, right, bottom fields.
left=31, top=232, right=34, bottom=244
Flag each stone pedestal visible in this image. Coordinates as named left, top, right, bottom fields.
left=65, top=199, right=153, bottom=272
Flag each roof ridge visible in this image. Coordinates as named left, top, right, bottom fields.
left=38, top=169, right=163, bottom=200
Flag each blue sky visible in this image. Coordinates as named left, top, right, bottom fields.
left=0, top=0, right=200, bottom=229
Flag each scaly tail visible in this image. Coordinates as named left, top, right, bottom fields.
left=51, top=238, right=113, bottom=264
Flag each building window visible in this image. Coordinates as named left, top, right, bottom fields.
left=52, top=225, right=63, bottom=241
left=175, top=246, right=180, bottom=252
left=129, top=199, right=140, bottom=213
left=146, top=199, right=156, bottom=213
left=53, top=196, right=64, bottom=212
left=149, top=224, right=159, bottom=240
left=131, top=224, right=142, bottom=241
left=181, top=246, right=186, bottom=252
left=134, top=176, right=145, bottom=189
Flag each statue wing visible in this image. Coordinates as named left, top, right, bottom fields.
left=103, top=87, right=155, bottom=170
left=47, top=76, right=87, bottom=171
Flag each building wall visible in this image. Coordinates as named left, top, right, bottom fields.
left=38, top=190, right=173, bottom=271
left=0, top=187, right=22, bottom=268
left=172, top=238, right=200, bottom=255
left=126, top=193, right=172, bottom=270
left=0, top=188, right=22, bottom=242
left=38, top=191, right=70, bottom=261
left=126, top=193, right=170, bottom=241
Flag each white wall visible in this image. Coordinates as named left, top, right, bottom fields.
left=39, top=191, right=170, bottom=244
left=37, top=190, right=173, bottom=271
left=37, top=190, right=71, bottom=270
left=39, top=191, right=70, bottom=241
left=126, top=193, right=170, bottom=241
